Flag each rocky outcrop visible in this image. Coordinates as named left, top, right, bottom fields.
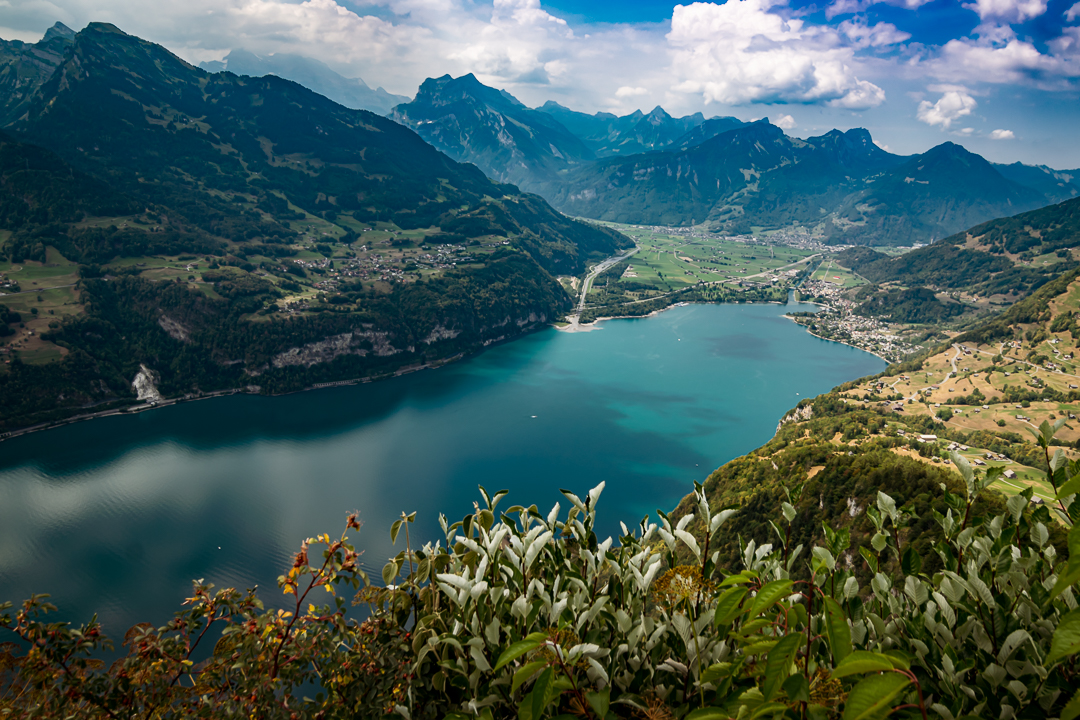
left=271, top=331, right=401, bottom=369
left=132, top=364, right=163, bottom=402
left=423, top=325, right=461, bottom=344
left=158, top=314, right=190, bottom=342
left=775, top=403, right=813, bottom=434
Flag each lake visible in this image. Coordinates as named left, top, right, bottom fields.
left=0, top=300, right=884, bottom=635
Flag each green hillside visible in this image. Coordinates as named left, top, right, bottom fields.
left=0, top=23, right=630, bottom=432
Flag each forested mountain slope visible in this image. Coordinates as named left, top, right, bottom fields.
left=675, top=264, right=1080, bottom=577
left=0, top=23, right=630, bottom=432
left=836, top=195, right=1080, bottom=298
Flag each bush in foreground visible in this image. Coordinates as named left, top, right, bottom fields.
left=5, top=421, right=1080, bottom=719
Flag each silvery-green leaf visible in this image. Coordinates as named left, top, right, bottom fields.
left=871, top=533, right=888, bottom=552
left=877, top=491, right=898, bottom=522
left=782, top=502, right=796, bottom=522
left=675, top=529, right=701, bottom=560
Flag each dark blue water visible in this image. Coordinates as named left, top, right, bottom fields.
left=0, top=301, right=883, bottom=635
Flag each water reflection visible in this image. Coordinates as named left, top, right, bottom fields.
left=0, top=302, right=884, bottom=638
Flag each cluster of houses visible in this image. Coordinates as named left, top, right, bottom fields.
left=793, top=294, right=916, bottom=363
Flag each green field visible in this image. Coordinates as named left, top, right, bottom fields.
left=593, top=222, right=815, bottom=294
left=811, top=259, right=867, bottom=288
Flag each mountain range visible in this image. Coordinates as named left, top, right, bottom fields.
left=0, top=22, right=627, bottom=430
left=198, top=49, right=409, bottom=115
left=391, top=73, right=1079, bottom=246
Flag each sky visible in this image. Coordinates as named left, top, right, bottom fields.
left=2, top=0, right=1079, bottom=168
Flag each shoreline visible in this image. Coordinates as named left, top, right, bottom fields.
left=0, top=302, right=881, bottom=445
left=0, top=352, right=468, bottom=445
left=782, top=314, right=892, bottom=364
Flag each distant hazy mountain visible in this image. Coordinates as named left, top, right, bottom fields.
left=536, top=101, right=712, bottom=156
left=828, top=142, right=1047, bottom=246
left=199, top=49, right=408, bottom=115
left=0, top=22, right=74, bottom=125
left=540, top=119, right=1055, bottom=245
left=389, top=74, right=596, bottom=194
left=540, top=120, right=903, bottom=231
left=991, top=162, right=1079, bottom=205
left=669, top=116, right=749, bottom=152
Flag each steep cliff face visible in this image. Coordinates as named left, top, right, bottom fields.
left=389, top=74, right=595, bottom=193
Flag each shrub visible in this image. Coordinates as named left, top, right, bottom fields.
left=5, top=422, right=1080, bottom=719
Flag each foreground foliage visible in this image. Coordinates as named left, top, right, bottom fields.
left=6, top=422, right=1080, bottom=719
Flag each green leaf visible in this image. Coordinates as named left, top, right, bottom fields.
left=1058, top=472, right=1080, bottom=500
left=586, top=688, right=609, bottom=720
left=685, top=709, right=730, bottom=720
left=842, top=673, right=911, bottom=720
left=531, top=667, right=554, bottom=720
left=782, top=673, right=810, bottom=704
left=748, top=580, right=794, bottom=619
left=1051, top=525, right=1080, bottom=599
left=823, top=597, right=852, bottom=664
left=871, top=533, right=887, bottom=553
left=832, top=651, right=896, bottom=679
left=901, top=547, right=922, bottom=576
left=1047, top=609, right=1080, bottom=665
left=859, top=547, right=878, bottom=574
left=513, top=660, right=549, bottom=694
left=763, top=634, right=802, bottom=701
left=381, top=562, right=397, bottom=586
left=495, top=632, right=549, bottom=671
left=701, top=662, right=734, bottom=685
left=390, top=519, right=403, bottom=545
left=714, top=586, right=749, bottom=627
left=720, top=573, right=754, bottom=587
left=1061, top=689, right=1080, bottom=720
left=750, top=702, right=791, bottom=719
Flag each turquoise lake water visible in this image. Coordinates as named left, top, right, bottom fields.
left=0, top=300, right=884, bottom=635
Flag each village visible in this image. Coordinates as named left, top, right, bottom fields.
left=789, top=277, right=918, bottom=363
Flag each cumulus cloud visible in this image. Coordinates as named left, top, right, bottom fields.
left=774, top=114, right=797, bottom=129
left=616, top=86, right=649, bottom=97
left=1068, top=2, right=1080, bottom=21
left=990, top=128, right=1015, bottom=138
left=666, top=0, right=885, bottom=109
left=964, top=0, right=1047, bottom=21
left=916, top=89, right=977, bottom=128
left=838, top=19, right=911, bottom=48
left=935, top=34, right=1080, bottom=86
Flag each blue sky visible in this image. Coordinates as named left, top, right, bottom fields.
left=2, top=0, right=1078, bottom=167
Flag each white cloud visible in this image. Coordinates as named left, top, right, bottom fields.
left=825, top=0, right=932, bottom=20
left=963, top=0, right=1047, bottom=21
left=838, top=19, right=911, bottom=48
left=1068, top=2, right=1080, bottom=21
left=616, top=86, right=648, bottom=97
left=666, top=0, right=885, bottom=109
left=775, top=114, right=797, bottom=128
left=916, top=89, right=977, bottom=128
left=990, top=128, right=1015, bottom=138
